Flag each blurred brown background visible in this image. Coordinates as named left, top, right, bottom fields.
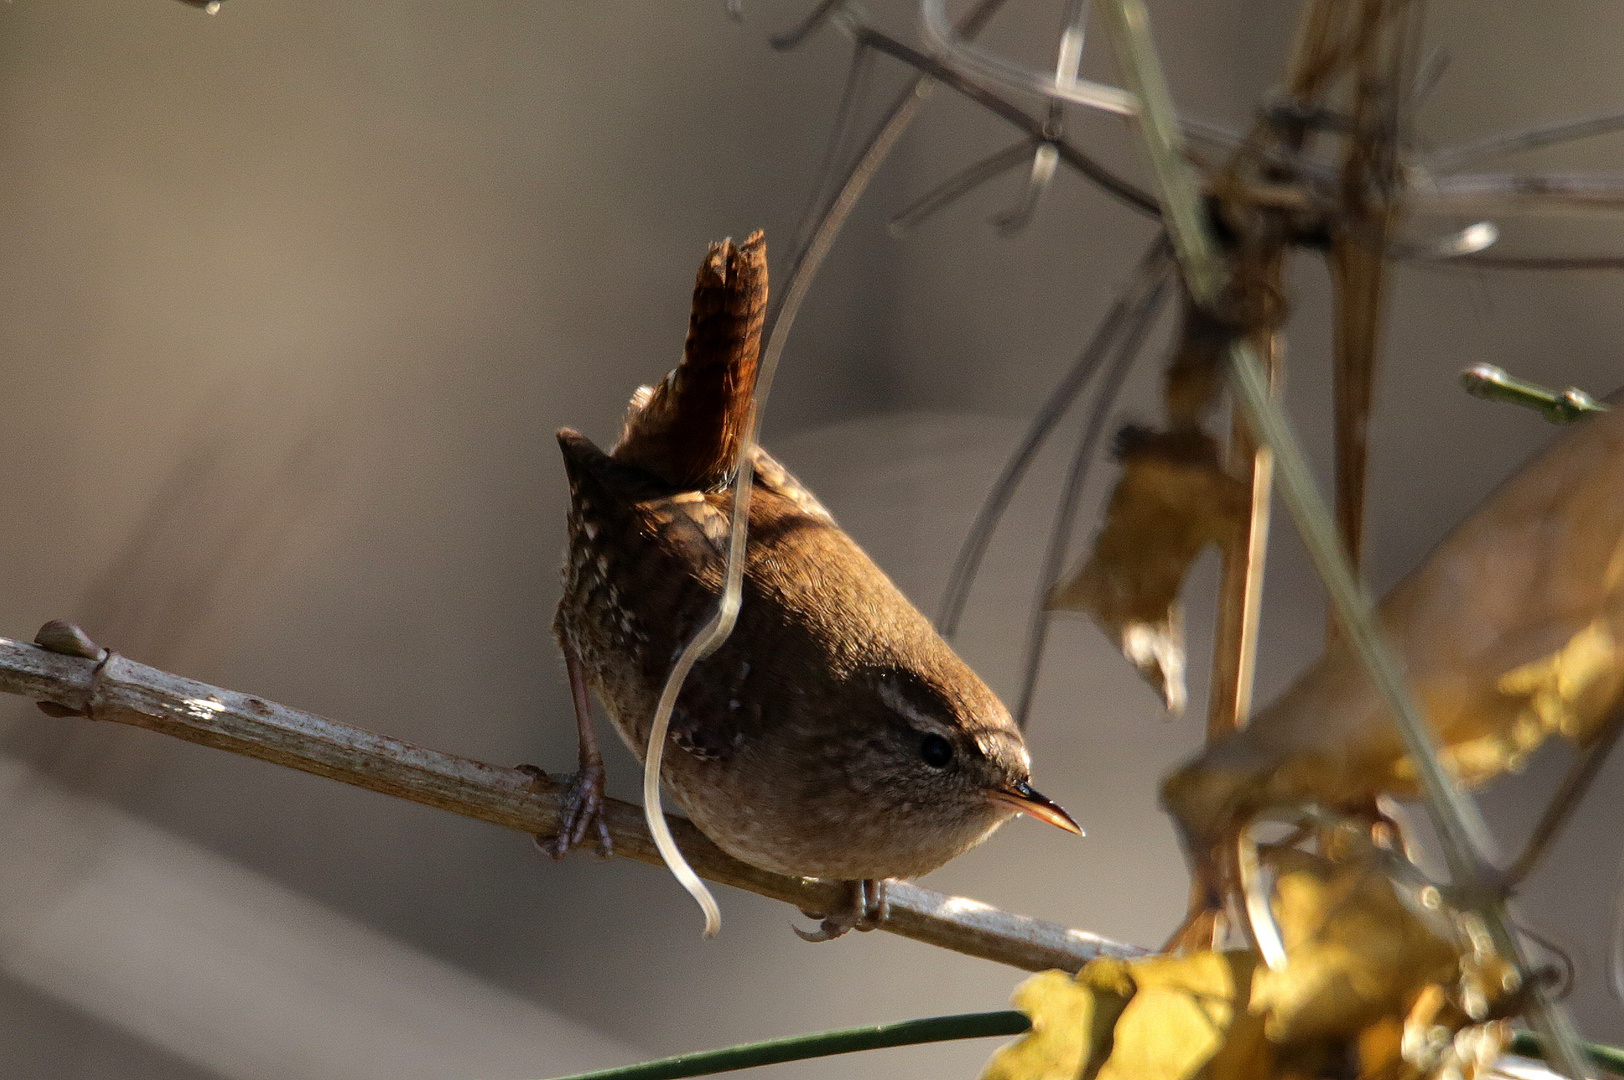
left=0, top=1, right=1621, bottom=1077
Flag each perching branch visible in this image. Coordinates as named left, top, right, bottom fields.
left=5, top=629, right=1144, bottom=973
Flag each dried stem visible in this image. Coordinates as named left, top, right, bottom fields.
left=1508, top=705, right=1624, bottom=884
left=5, top=632, right=1144, bottom=973
left=1436, top=253, right=1624, bottom=270
left=1425, top=106, right=1624, bottom=173
left=1326, top=0, right=1418, bottom=578
left=1012, top=251, right=1172, bottom=727
left=1328, top=230, right=1391, bottom=576
left=1205, top=338, right=1277, bottom=740
left=937, top=236, right=1173, bottom=638
left=1408, top=172, right=1624, bottom=217
left=849, top=26, right=1159, bottom=217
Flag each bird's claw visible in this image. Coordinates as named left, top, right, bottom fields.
left=795, top=878, right=888, bottom=942
left=516, top=763, right=612, bottom=859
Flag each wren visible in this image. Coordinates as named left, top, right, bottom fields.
left=550, top=231, right=1080, bottom=939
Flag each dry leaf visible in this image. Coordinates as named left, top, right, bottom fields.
left=1050, top=427, right=1248, bottom=712
left=1382, top=984, right=1511, bottom=1080
left=984, top=850, right=1509, bottom=1080
left=1094, top=951, right=1270, bottom=1080
left=1164, top=401, right=1624, bottom=849
left=1251, top=850, right=1461, bottom=1045
left=983, top=969, right=1126, bottom=1080
left=984, top=954, right=1262, bottom=1080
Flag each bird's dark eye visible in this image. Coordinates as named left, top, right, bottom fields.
left=919, top=733, right=954, bottom=769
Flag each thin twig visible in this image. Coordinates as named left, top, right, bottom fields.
left=1509, top=1032, right=1624, bottom=1078
left=1459, top=363, right=1609, bottom=423
left=788, top=36, right=879, bottom=261
left=1426, top=107, right=1624, bottom=174
left=915, top=0, right=1241, bottom=157
left=1325, top=0, right=1417, bottom=577
left=992, top=138, right=1060, bottom=236
left=3, top=633, right=1144, bottom=972
left=937, top=235, right=1173, bottom=638
left=768, top=0, right=843, bottom=50
left=1012, top=254, right=1172, bottom=727
left=1508, top=706, right=1624, bottom=884
left=1431, top=253, right=1624, bottom=270
left=985, top=4, right=1078, bottom=238
left=1205, top=339, right=1276, bottom=739
left=918, top=0, right=1133, bottom=116
left=1408, top=172, right=1624, bottom=217
left=890, top=141, right=1036, bottom=236
left=850, top=27, right=1161, bottom=217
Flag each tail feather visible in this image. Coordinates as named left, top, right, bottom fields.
left=611, top=231, right=767, bottom=491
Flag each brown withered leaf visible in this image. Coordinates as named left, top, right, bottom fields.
left=1050, top=426, right=1249, bottom=713
left=1164, top=399, right=1624, bottom=850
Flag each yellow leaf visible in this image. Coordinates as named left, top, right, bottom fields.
left=1497, top=619, right=1624, bottom=742
left=986, top=862, right=1509, bottom=1080
left=1356, top=1014, right=1409, bottom=1080
left=982, top=970, right=1127, bottom=1080
left=1094, top=951, right=1269, bottom=1080
left=1250, top=851, right=1458, bottom=1045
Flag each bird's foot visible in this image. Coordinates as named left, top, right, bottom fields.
left=1162, top=851, right=1227, bottom=953
left=795, top=878, right=888, bottom=942
left=516, top=763, right=612, bottom=859
left=1162, top=905, right=1225, bottom=954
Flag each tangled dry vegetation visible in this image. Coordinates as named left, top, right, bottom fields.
left=17, top=2, right=1624, bottom=1079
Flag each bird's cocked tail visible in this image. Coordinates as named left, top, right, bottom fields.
left=612, top=231, right=767, bottom=492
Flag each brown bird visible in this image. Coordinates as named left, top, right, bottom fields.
left=550, top=231, right=1080, bottom=938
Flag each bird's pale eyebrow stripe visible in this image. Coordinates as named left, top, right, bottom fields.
left=879, top=677, right=1031, bottom=769
left=875, top=678, right=956, bottom=737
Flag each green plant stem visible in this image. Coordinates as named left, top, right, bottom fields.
left=1459, top=363, right=1609, bottom=423
left=540, top=1011, right=1031, bottom=1080
left=537, top=1011, right=1624, bottom=1080
left=1513, top=1031, right=1624, bottom=1077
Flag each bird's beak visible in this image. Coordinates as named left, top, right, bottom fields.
left=991, top=782, right=1084, bottom=836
